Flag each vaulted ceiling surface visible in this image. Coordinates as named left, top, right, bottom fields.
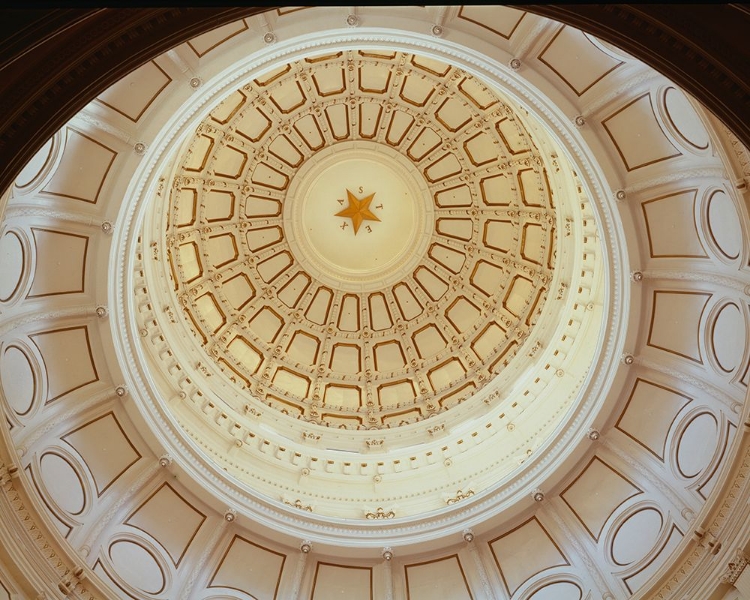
left=0, top=7, right=749, bottom=600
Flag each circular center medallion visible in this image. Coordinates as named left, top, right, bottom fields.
left=285, top=142, right=434, bottom=292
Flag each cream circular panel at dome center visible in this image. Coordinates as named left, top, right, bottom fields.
left=165, top=51, right=557, bottom=429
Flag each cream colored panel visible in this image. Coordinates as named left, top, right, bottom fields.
left=62, top=412, right=140, bottom=496
left=222, top=273, right=255, bottom=310
left=676, top=412, right=718, bottom=478
left=312, top=66, right=345, bottom=96
left=368, top=293, right=392, bottom=331
left=484, top=220, right=515, bottom=253
left=28, top=228, right=88, bottom=297
left=518, top=168, right=545, bottom=207
left=424, top=153, right=462, bottom=183
left=435, top=97, right=472, bottom=132
left=446, top=297, right=481, bottom=333
left=437, top=218, right=473, bottom=241
left=248, top=307, right=283, bottom=344
left=311, top=563, right=372, bottom=600
left=373, top=341, right=406, bottom=371
left=272, top=368, right=310, bottom=398
left=400, top=75, right=435, bottom=107
left=227, top=336, right=262, bottom=374
left=214, top=144, right=248, bottom=178
left=393, top=283, right=422, bottom=321
left=286, top=331, right=319, bottom=365
left=496, top=118, right=530, bottom=155
left=195, top=293, right=226, bottom=333
left=405, top=556, right=473, bottom=600
left=245, top=195, right=281, bottom=218
left=503, top=275, right=534, bottom=317
left=174, top=188, right=197, bottom=227
left=429, top=243, right=465, bottom=273
left=489, top=517, right=567, bottom=596
left=236, top=107, right=272, bottom=143
left=470, top=260, right=505, bottom=296
left=210, top=89, right=246, bottom=125
left=377, top=380, right=416, bottom=408
left=96, top=60, right=171, bottom=121
left=521, top=223, right=545, bottom=264
left=1, top=345, right=37, bottom=416
left=641, top=190, right=706, bottom=258
left=251, top=162, right=289, bottom=190
left=623, top=525, right=683, bottom=594
left=277, top=272, right=310, bottom=308
left=414, top=266, right=449, bottom=301
left=187, top=19, right=248, bottom=56
left=293, top=114, right=324, bottom=151
left=270, top=80, right=306, bottom=114
left=472, top=322, right=505, bottom=360
left=208, top=535, right=285, bottom=599
left=616, top=378, right=691, bottom=459
left=256, top=252, right=293, bottom=283
left=30, top=326, right=98, bottom=403
left=480, top=173, right=514, bottom=206
left=338, top=294, right=360, bottom=331
left=323, top=384, right=360, bottom=410
left=206, top=233, right=238, bottom=268
left=662, top=87, right=710, bottom=151
left=464, top=132, right=497, bottom=166
left=0, top=579, right=11, bottom=599
left=412, top=324, right=447, bottom=359
left=435, top=184, right=472, bottom=207
left=39, top=452, right=86, bottom=516
left=456, top=5, right=525, bottom=39
left=602, top=94, right=681, bottom=171
left=126, top=483, right=206, bottom=566
left=101, top=540, right=166, bottom=596
left=330, top=344, right=360, bottom=374
left=43, top=129, right=116, bottom=203
left=648, top=291, right=711, bottom=363
left=0, top=231, right=24, bottom=301
left=178, top=242, right=202, bottom=283
left=560, top=457, right=641, bottom=539
left=706, top=189, right=743, bottom=260
left=305, top=287, right=333, bottom=325
left=711, top=303, right=745, bottom=372
left=427, top=358, right=466, bottom=390
left=611, top=508, right=663, bottom=566
left=538, top=26, right=622, bottom=95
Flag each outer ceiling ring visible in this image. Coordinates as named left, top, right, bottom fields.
left=110, top=29, right=629, bottom=547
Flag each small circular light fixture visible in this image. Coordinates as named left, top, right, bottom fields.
left=263, top=32, right=277, bottom=44
left=509, top=58, right=521, bottom=70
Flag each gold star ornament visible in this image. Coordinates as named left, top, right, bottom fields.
left=335, top=189, right=381, bottom=234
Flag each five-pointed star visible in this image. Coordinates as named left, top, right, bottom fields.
left=335, top=189, right=381, bottom=234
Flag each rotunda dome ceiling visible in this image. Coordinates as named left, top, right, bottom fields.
left=1, top=7, right=748, bottom=600
left=164, top=51, right=560, bottom=429
left=132, top=45, right=609, bottom=529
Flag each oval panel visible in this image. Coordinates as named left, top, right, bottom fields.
left=612, top=508, right=663, bottom=566
left=109, top=540, right=165, bottom=595
left=39, top=452, right=85, bottom=515
left=707, top=190, right=743, bottom=260
left=677, top=412, right=718, bottom=478
left=15, top=138, right=54, bottom=189
left=0, top=346, right=36, bottom=415
left=0, top=231, right=25, bottom=301
left=711, top=303, right=744, bottom=372
left=529, top=581, right=582, bottom=600
left=663, top=87, right=710, bottom=150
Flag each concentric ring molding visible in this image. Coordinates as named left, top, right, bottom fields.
left=111, top=30, right=629, bottom=547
